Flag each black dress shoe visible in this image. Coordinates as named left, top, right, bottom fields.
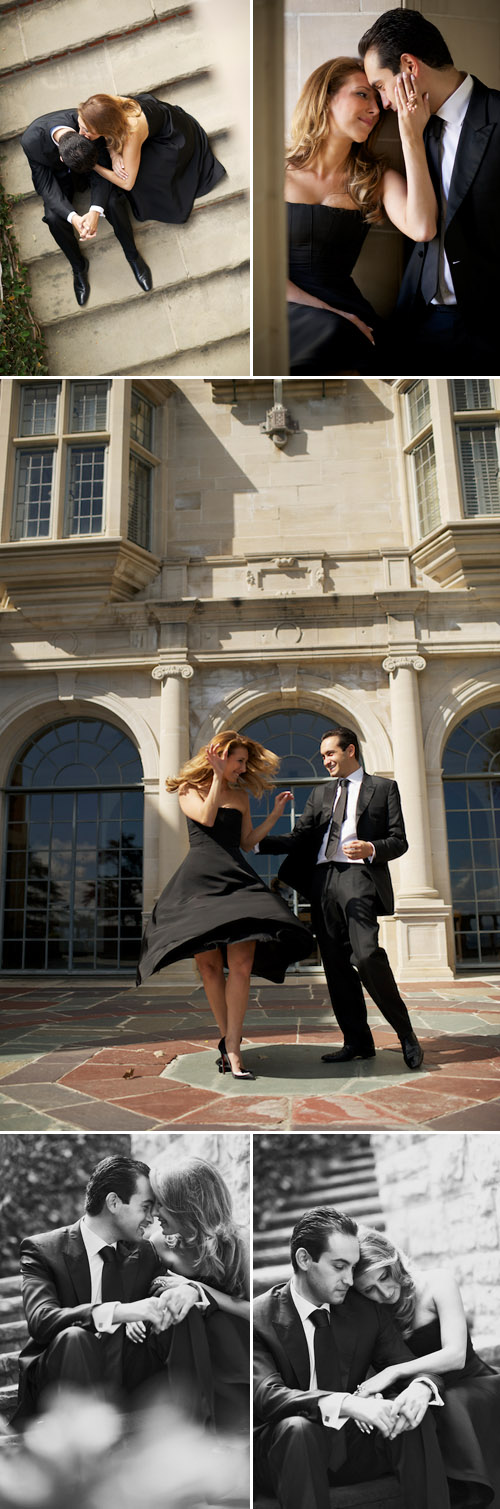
left=322, top=1042, right=376, bottom=1063
left=73, top=264, right=90, bottom=306
left=129, top=254, right=152, bottom=292
left=400, top=1031, right=424, bottom=1070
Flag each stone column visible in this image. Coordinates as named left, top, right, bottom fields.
left=253, top=0, right=288, bottom=374
left=382, top=653, right=453, bottom=979
left=151, top=662, right=194, bottom=888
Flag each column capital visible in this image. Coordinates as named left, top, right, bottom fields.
left=382, top=654, right=426, bottom=674
left=151, top=662, right=194, bottom=682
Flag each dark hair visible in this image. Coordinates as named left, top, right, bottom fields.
left=359, top=10, right=453, bottom=73
left=320, top=726, right=360, bottom=760
left=58, top=131, right=100, bottom=172
left=85, top=1155, right=150, bottom=1215
left=291, top=1206, right=358, bottom=1271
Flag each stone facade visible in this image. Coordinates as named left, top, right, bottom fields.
left=1, top=375, right=499, bottom=981
left=131, top=1131, right=250, bottom=1227
left=373, top=1132, right=500, bottom=1350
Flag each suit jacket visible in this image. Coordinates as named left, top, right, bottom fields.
left=254, top=1281, right=441, bottom=1472
left=260, top=773, right=408, bottom=916
left=21, top=110, right=110, bottom=221
left=17, top=1220, right=161, bottom=1411
left=397, top=76, right=500, bottom=330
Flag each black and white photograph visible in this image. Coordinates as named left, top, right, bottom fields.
left=253, top=1131, right=500, bottom=1509
left=0, top=1130, right=250, bottom=1509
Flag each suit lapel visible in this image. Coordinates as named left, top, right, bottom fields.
left=119, top=1244, right=141, bottom=1302
left=331, top=1301, right=359, bottom=1390
left=274, top=1286, right=311, bottom=1389
left=64, top=1223, right=92, bottom=1303
left=354, top=772, right=375, bottom=824
left=446, top=78, right=495, bottom=228
left=320, top=780, right=337, bottom=824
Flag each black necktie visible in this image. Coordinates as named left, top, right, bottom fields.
left=325, top=779, right=349, bottom=859
left=421, top=115, right=445, bottom=303
left=100, top=1245, right=122, bottom=1303
left=310, top=1307, right=339, bottom=1389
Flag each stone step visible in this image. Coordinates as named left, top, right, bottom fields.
left=2, top=78, right=230, bottom=200
left=125, top=331, right=249, bottom=376
left=0, top=1355, right=20, bottom=1387
left=0, top=10, right=210, bottom=139
left=0, top=1299, right=23, bottom=1322
left=1, top=0, right=184, bottom=77
left=10, top=131, right=239, bottom=267
left=0, top=1280, right=21, bottom=1296
left=0, top=1383, right=18, bottom=1418
left=0, top=1322, right=28, bottom=1356
left=44, top=257, right=249, bottom=374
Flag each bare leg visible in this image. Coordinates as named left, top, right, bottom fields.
left=194, top=948, right=227, bottom=1037
left=225, top=940, right=255, bottom=1073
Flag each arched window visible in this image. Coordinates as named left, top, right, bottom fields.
left=240, top=709, right=339, bottom=970
left=443, top=704, right=500, bottom=969
left=1, top=718, right=144, bottom=972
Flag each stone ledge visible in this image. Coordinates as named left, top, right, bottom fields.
left=0, top=1, right=189, bottom=78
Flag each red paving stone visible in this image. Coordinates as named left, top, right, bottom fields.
left=172, top=1096, right=289, bottom=1127
left=111, top=1086, right=221, bottom=1120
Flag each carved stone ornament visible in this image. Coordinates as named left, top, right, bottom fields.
left=382, top=655, right=426, bottom=673
left=151, top=663, right=194, bottom=681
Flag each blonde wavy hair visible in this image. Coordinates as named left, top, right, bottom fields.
left=166, top=729, right=280, bottom=798
left=78, top=93, right=142, bottom=154
left=150, top=1156, right=248, bottom=1298
left=286, top=57, right=385, bottom=224
left=355, top=1227, right=417, bottom=1337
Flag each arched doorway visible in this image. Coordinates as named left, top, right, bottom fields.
left=1, top=718, right=144, bottom=972
left=240, top=709, right=339, bottom=969
left=443, top=704, right=500, bottom=969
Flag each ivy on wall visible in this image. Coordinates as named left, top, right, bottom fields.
left=1, top=1134, right=131, bottom=1274
left=0, top=180, right=48, bottom=375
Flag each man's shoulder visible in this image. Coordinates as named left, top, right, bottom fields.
left=21, top=109, right=76, bottom=148
left=362, top=772, right=397, bottom=793
left=254, top=1282, right=290, bottom=1323
left=470, top=76, right=500, bottom=119
left=21, top=1223, right=79, bottom=1255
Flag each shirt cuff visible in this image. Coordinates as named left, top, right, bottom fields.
left=367, top=843, right=375, bottom=862
left=414, top=1377, right=443, bottom=1406
left=89, top=204, right=104, bottom=215
left=92, top=1302, right=120, bottom=1333
left=67, top=211, right=76, bottom=224
left=319, top=1393, right=348, bottom=1430
left=190, top=1282, right=209, bottom=1310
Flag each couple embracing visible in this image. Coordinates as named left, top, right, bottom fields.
left=285, top=7, right=500, bottom=374
left=137, top=725, right=423, bottom=1081
left=14, top=1152, right=249, bottom=1435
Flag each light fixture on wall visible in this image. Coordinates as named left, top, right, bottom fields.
left=261, top=380, right=299, bottom=448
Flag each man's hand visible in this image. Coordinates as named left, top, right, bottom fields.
left=70, top=212, right=87, bottom=238
left=345, top=1393, right=398, bottom=1438
left=79, top=210, right=99, bottom=240
left=391, top=1381, right=432, bottom=1432
left=156, top=1280, right=199, bottom=1327
left=342, top=840, right=374, bottom=861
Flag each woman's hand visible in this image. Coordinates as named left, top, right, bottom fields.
left=341, top=311, right=375, bottom=346
left=206, top=742, right=230, bottom=779
left=356, top=1365, right=400, bottom=1397
left=160, top=1280, right=199, bottom=1325
left=272, top=790, right=293, bottom=818
left=111, top=153, right=129, bottom=182
left=126, top=1320, right=147, bottom=1344
left=395, top=71, right=430, bottom=141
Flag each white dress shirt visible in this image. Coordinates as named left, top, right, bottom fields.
left=431, top=72, right=474, bottom=305
left=80, top=1217, right=121, bottom=1333
left=316, top=766, right=374, bottom=866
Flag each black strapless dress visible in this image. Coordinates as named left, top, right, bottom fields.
left=137, top=807, right=313, bottom=984
left=125, top=93, right=226, bottom=225
left=410, top=1319, right=500, bottom=1507
left=288, top=202, right=380, bottom=374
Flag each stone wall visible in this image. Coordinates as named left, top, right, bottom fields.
left=373, top=1133, right=500, bottom=1348
left=131, top=1131, right=250, bottom=1228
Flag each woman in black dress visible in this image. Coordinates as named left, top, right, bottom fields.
left=78, top=91, right=225, bottom=224
left=136, top=730, right=313, bottom=1079
left=354, top=1228, right=500, bottom=1507
left=286, top=57, right=437, bottom=374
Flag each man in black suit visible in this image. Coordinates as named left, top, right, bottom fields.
left=260, top=726, right=423, bottom=1070
left=254, top=1206, right=450, bottom=1509
left=359, top=9, right=500, bottom=372
left=21, top=110, right=152, bottom=307
left=14, top=1153, right=212, bottom=1424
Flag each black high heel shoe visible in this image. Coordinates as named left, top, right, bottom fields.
left=216, top=1037, right=231, bottom=1072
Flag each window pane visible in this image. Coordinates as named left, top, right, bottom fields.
left=128, top=452, right=152, bottom=550
left=70, top=382, right=109, bottom=432
left=65, top=446, right=106, bottom=534
left=457, top=426, right=500, bottom=517
left=451, top=380, right=493, bottom=411
left=405, top=381, right=431, bottom=439
left=412, top=434, right=440, bottom=536
left=19, top=384, right=59, bottom=436
left=131, top=389, right=153, bottom=450
left=13, top=450, right=54, bottom=538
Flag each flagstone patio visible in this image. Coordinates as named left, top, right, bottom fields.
left=1, top=977, right=500, bottom=1131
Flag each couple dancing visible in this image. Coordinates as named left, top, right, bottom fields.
left=21, top=91, right=225, bottom=306
left=14, top=1151, right=249, bottom=1436
left=254, top=1206, right=500, bottom=1509
left=137, top=725, right=424, bottom=1080
left=286, top=7, right=500, bottom=374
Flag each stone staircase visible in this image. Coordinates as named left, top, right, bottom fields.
left=254, top=1139, right=385, bottom=1296
left=0, top=0, right=249, bottom=374
left=0, top=1275, right=26, bottom=1428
